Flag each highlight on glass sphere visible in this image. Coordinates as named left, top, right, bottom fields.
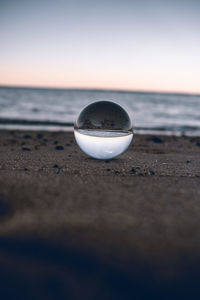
left=74, top=101, right=133, bottom=160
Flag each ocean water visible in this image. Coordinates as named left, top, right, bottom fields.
left=0, top=86, right=200, bottom=136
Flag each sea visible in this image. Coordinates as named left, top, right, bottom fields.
left=0, top=86, right=200, bottom=136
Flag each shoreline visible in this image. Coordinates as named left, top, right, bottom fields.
left=1, top=84, right=200, bottom=96
left=0, top=129, right=200, bottom=299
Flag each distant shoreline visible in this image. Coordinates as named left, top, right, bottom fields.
left=0, top=84, right=200, bottom=97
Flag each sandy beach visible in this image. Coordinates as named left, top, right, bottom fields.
left=0, top=129, right=200, bottom=299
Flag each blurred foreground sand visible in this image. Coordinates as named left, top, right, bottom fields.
left=0, top=130, right=200, bottom=299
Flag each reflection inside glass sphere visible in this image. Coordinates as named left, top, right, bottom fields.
left=74, top=101, right=133, bottom=160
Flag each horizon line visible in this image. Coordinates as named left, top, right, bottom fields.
left=0, top=83, right=200, bottom=97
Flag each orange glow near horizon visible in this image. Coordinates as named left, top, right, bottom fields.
left=1, top=65, right=200, bottom=94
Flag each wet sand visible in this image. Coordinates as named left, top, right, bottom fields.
left=0, top=130, right=200, bottom=299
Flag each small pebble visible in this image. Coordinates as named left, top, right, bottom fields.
left=149, top=170, right=155, bottom=175
left=55, top=145, right=64, bottom=150
left=131, top=168, right=136, bottom=174
left=151, top=137, right=163, bottom=144
left=22, top=147, right=31, bottom=151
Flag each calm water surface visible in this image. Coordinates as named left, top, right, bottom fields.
left=0, top=86, right=200, bottom=136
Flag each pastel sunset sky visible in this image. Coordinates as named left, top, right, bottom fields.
left=1, top=0, right=200, bottom=93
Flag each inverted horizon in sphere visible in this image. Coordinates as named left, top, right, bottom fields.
left=74, top=101, right=133, bottom=159
left=74, top=129, right=133, bottom=159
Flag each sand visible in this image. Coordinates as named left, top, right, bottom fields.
left=0, top=130, right=200, bottom=299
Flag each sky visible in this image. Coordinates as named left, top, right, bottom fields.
left=0, top=0, right=200, bottom=93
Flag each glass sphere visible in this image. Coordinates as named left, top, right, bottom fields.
left=74, top=101, right=133, bottom=160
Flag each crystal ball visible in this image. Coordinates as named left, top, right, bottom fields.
left=74, top=101, right=133, bottom=160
